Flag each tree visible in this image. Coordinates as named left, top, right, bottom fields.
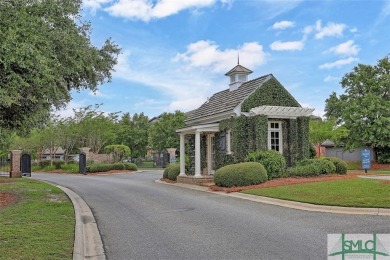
left=104, top=145, right=131, bottom=163
left=74, top=105, right=118, bottom=154
left=324, top=55, right=390, bottom=155
left=116, top=113, right=150, bottom=158
left=309, top=119, right=348, bottom=156
left=148, top=111, right=186, bottom=151
left=0, top=0, right=120, bottom=132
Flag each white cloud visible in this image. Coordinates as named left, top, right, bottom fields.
left=272, top=20, right=295, bottom=30
left=269, top=40, right=303, bottom=51
left=350, top=27, right=358, bottom=33
left=323, top=75, right=338, bottom=82
left=319, top=57, right=358, bottom=69
left=84, top=0, right=225, bottom=21
left=88, top=90, right=111, bottom=98
left=326, top=40, right=360, bottom=56
left=168, top=97, right=207, bottom=112
left=314, top=20, right=346, bottom=39
left=175, top=40, right=267, bottom=73
left=83, top=0, right=113, bottom=10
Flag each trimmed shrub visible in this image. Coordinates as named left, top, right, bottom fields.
left=163, top=164, right=172, bottom=179
left=245, top=150, right=286, bottom=179
left=39, top=160, right=51, bottom=168
left=87, top=163, right=111, bottom=173
left=111, top=162, right=125, bottom=170
left=286, top=159, right=336, bottom=177
left=167, top=164, right=180, bottom=181
left=214, top=162, right=268, bottom=188
left=309, top=145, right=317, bottom=159
left=124, top=163, right=138, bottom=171
left=53, top=160, right=65, bottom=169
left=322, top=157, right=347, bottom=174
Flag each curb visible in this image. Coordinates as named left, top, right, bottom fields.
left=54, top=185, right=106, bottom=260
left=155, top=180, right=390, bottom=216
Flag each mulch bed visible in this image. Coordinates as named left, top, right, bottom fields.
left=160, top=178, right=176, bottom=184
left=209, top=173, right=358, bottom=193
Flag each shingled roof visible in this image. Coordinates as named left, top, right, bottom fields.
left=186, top=74, right=272, bottom=123
left=224, top=64, right=253, bottom=76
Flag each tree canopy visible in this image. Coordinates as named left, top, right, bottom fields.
left=0, top=0, right=120, bottom=132
left=324, top=55, right=390, bottom=149
left=148, top=111, right=186, bottom=151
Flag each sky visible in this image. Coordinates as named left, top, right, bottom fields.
left=59, top=0, right=390, bottom=119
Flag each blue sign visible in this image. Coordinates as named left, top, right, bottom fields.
left=361, top=149, right=371, bottom=170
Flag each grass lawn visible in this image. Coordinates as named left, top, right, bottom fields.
left=0, top=177, right=74, bottom=259
left=242, top=178, right=390, bottom=208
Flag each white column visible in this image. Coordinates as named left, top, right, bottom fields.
left=179, top=134, right=186, bottom=176
left=194, top=131, right=201, bottom=177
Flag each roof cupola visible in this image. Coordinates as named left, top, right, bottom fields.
left=225, top=58, right=252, bottom=91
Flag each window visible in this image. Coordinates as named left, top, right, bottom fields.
left=268, top=121, right=282, bottom=154
left=238, top=74, right=246, bottom=81
left=226, top=129, right=233, bottom=154
left=220, top=132, right=226, bottom=151
left=230, top=75, right=235, bottom=83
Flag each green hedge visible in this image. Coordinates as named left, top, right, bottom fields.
left=39, top=160, right=51, bottom=168
left=286, top=159, right=336, bottom=177
left=245, top=150, right=286, bottom=179
left=167, top=164, right=180, bottom=181
left=214, top=162, right=268, bottom=188
left=87, top=163, right=138, bottom=173
left=163, top=164, right=171, bottom=179
left=53, top=160, right=65, bottom=170
left=322, top=157, right=347, bottom=174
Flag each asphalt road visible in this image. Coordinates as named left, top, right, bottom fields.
left=33, top=171, right=390, bottom=260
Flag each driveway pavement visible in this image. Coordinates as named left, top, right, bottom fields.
left=33, top=171, right=390, bottom=260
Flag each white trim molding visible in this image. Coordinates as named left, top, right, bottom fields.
left=249, top=106, right=314, bottom=119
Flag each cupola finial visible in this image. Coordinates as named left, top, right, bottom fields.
left=237, top=53, right=240, bottom=65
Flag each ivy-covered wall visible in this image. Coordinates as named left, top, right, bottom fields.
left=241, top=77, right=300, bottom=112
left=184, top=76, right=310, bottom=173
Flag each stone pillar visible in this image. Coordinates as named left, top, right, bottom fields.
left=167, top=148, right=177, bottom=163
left=194, top=131, right=201, bottom=177
left=10, top=150, right=22, bottom=178
left=79, top=147, right=90, bottom=162
left=179, top=134, right=186, bottom=176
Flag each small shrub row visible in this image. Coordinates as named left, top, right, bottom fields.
left=60, top=164, right=79, bottom=173
left=87, top=163, right=137, bottom=173
left=286, top=159, right=336, bottom=177
left=39, top=160, right=51, bottom=168
left=214, top=162, right=268, bottom=188
left=53, top=160, right=65, bottom=169
left=245, top=150, right=286, bottom=179
left=322, top=157, right=347, bottom=174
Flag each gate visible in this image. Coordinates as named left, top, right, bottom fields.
left=0, top=154, right=10, bottom=177
left=21, top=153, right=31, bottom=177
left=153, top=151, right=170, bottom=168
left=79, top=152, right=87, bottom=175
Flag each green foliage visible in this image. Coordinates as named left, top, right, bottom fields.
left=324, top=55, right=390, bottom=150
left=167, top=164, right=180, bottom=181
left=377, top=147, right=390, bottom=164
left=104, top=144, right=131, bottom=163
left=214, top=162, right=268, bottom=188
left=124, top=163, right=138, bottom=171
left=52, top=160, right=65, bottom=170
left=0, top=0, right=120, bottom=132
left=246, top=150, right=286, bottom=179
left=309, top=119, right=349, bottom=156
left=163, top=164, right=172, bottom=178
left=286, top=159, right=336, bottom=177
left=322, top=157, right=347, bottom=174
left=232, top=116, right=249, bottom=162
left=39, top=160, right=51, bottom=168
left=60, top=164, right=79, bottom=173
left=309, top=145, right=317, bottom=158
left=297, top=117, right=310, bottom=161
left=111, top=162, right=125, bottom=170
left=241, top=77, right=300, bottom=112
left=148, top=111, right=186, bottom=151
left=116, top=112, right=150, bottom=158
